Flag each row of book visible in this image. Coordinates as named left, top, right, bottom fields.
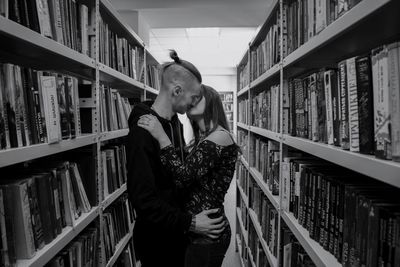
left=99, top=16, right=145, bottom=82
left=287, top=42, right=400, bottom=161
left=0, top=63, right=83, bottom=149
left=285, top=0, right=362, bottom=57
left=0, top=160, right=92, bottom=265
left=250, top=8, right=280, bottom=82
left=114, top=239, right=139, bottom=267
left=236, top=233, right=252, bottom=267
left=99, top=85, right=132, bottom=132
left=251, top=84, right=280, bottom=133
left=280, top=227, right=315, bottom=267
left=45, top=227, right=99, bottom=267
left=237, top=163, right=249, bottom=196
left=281, top=155, right=400, bottom=266
left=238, top=61, right=250, bottom=90
left=146, top=64, right=161, bottom=91
left=103, top=195, right=135, bottom=264
left=1, top=0, right=93, bottom=57
left=100, top=144, right=128, bottom=201
left=238, top=98, right=249, bottom=125
left=219, top=92, right=233, bottom=102
left=250, top=137, right=280, bottom=196
left=248, top=175, right=279, bottom=257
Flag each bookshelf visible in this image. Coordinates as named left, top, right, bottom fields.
left=235, top=0, right=400, bottom=266
left=219, top=91, right=235, bottom=131
left=0, top=0, right=159, bottom=266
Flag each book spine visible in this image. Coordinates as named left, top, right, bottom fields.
left=13, top=65, right=27, bottom=147
left=356, top=55, right=375, bottom=154
left=21, top=68, right=38, bottom=145
left=0, top=64, right=11, bottom=149
left=372, top=46, right=392, bottom=159
left=27, top=178, right=45, bottom=250
left=388, top=42, right=400, bottom=161
left=33, top=70, right=47, bottom=143
left=4, top=64, right=19, bottom=148
left=40, top=74, right=61, bottom=143
left=331, top=69, right=341, bottom=146
left=338, top=61, right=350, bottom=149
left=36, top=0, right=53, bottom=38
left=57, top=74, right=69, bottom=139
left=324, top=70, right=334, bottom=145
left=346, top=57, right=360, bottom=152
left=315, top=0, right=327, bottom=33
left=2, top=185, right=17, bottom=265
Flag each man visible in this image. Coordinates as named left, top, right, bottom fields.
left=126, top=52, right=224, bottom=267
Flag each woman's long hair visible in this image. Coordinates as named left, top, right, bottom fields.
left=190, top=85, right=230, bottom=143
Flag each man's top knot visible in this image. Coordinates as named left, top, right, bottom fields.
left=169, top=50, right=181, bottom=64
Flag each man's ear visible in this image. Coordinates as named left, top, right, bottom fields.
left=172, top=85, right=182, bottom=96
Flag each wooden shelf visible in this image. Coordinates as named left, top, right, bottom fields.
left=237, top=122, right=249, bottom=130
left=17, top=207, right=100, bottom=267
left=105, top=223, right=135, bottom=267
left=0, top=16, right=95, bottom=80
left=0, top=134, right=97, bottom=168
left=99, top=63, right=145, bottom=91
left=145, top=86, right=159, bottom=95
left=283, top=135, right=400, bottom=188
left=249, top=64, right=280, bottom=89
left=102, top=184, right=127, bottom=210
left=99, top=129, right=129, bottom=142
left=237, top=85, right=250, bottom=97
left=283, top=0, right=399, bottom=76
left=248, top=126, right=280, bottom=142
left=248, top=167, right=280, bottom=210
left=281, top=211, right=341, bottom=267
left=248, top=209, right=278, bottom=267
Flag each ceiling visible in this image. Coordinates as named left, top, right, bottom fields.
left=111, top=0, right=273, bottom=28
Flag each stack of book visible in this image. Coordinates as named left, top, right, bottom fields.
left=99, top=84, right=132, bottom=132
left=1, top=0, right=92, bottom=57
left=284, top=0, right=363, bottom=57
left=281, top=227, right=315, bottom=267
left=0, top=161, right=92, bottom=264
left=251, top=84, right=280, bottom=133
left=281, top=155, right=400, bottom=266
left=100, top=144, right=128, bottom=201
left=250, top=136, right=280, bottom=195
left=287, top=41, right=400, bottom=162
left=146, top=65, right=160, bottom=90
left=249, top=177, right=279, bottom=257
left=46, top=227, right=99, bottom=267
left=103, top=195, right=134, bottom=263
left=250, top=9, right=280, bottom=81
left=238, top=60, right=250, bottom=90
left=99, top=16, right=144, bottom=81
left=0, top=63, right=83, bottom=149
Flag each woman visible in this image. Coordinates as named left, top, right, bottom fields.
left=137, top=84, right=240, bottom=267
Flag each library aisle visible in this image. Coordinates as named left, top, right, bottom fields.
left=1, top=0, right=400, bottom=267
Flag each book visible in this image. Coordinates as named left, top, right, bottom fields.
left=388, top=42, right=400, bottom=162
left=324, top=70, right=335, bottom=145
left=355, top=55, right=374, bottom=154
left=35, top=0, right=53, bottom=38
left=40, top=73, right=61, bottom=143
left=372, top=46, right=392, bottom=159
left=346, top=57, right=360, bottom=152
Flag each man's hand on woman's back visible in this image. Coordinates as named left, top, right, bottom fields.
left=192, top=209, right=226, bottom=239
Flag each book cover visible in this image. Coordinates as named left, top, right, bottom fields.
left=32, top=70, right=47, bottom=143
left=316, top=71, right=327, bottom=143
left=47, top=0, right=64, bottom=44
left=26, top=178, right=44, bottom=250
left=388, top=42, right=400, bottom=162
left=13, top=65, right=29, bottom=147
left=21, top=68, right=39, bottom=145
left=372, top=46, right=392, bottom=159
left=331, top=68, right=341, bottom=146
left=346, top=57, right=360, bottom=152
left=355, top=55, right=374, bottom=155
left=315, top=0, right=327, bottom=34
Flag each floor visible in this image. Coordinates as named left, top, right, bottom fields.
left=222, top=176, right=241, bottom=267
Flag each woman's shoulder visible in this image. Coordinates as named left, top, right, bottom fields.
left=204, top=128, right=234, bottom=147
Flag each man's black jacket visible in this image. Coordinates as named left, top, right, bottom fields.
left=126, top=101, right=192, bottom=264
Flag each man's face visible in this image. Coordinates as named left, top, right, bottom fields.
left=172, top=81, right=202, bottom=114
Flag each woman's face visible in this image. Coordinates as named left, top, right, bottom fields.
left=187, top=96, right=206, bottom=120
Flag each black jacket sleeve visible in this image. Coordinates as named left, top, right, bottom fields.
left=126, top=124, right=192, bottom=233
